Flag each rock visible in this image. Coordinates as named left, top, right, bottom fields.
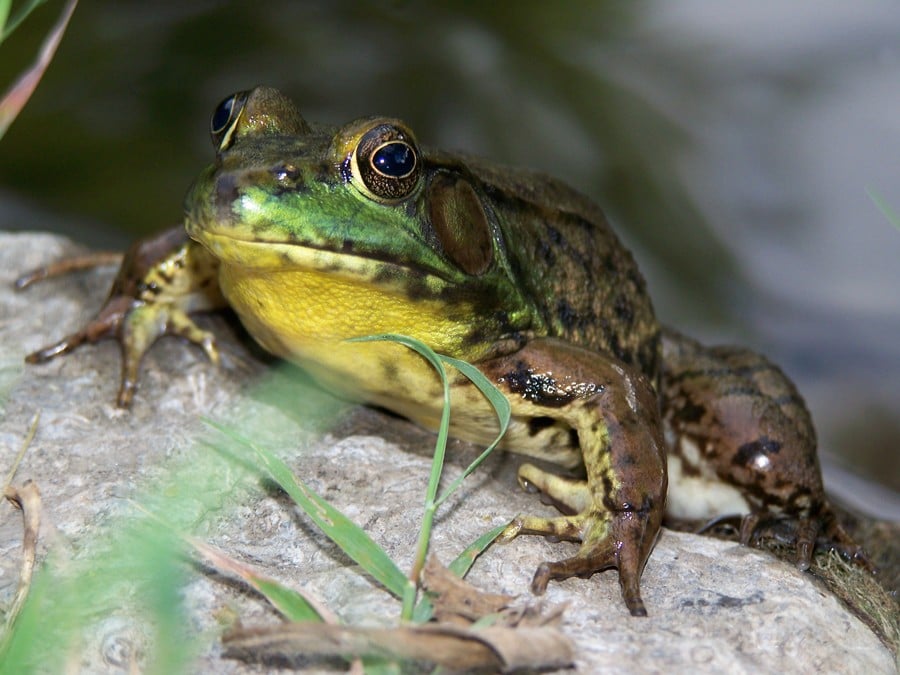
left=0, top=231, right=895, bottom=673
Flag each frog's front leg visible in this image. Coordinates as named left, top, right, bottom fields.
left=483, top=338, right=667, bottom=617
left=661, top=329, right=871, bottom=571
left=17, top=226, right=225, bottom=407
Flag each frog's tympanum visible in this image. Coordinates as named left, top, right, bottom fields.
left=20, top=87, right=870, bottom=616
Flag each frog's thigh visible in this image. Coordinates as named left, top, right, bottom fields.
left=661, top=331, right=821, bottom=519
left=659, top=331, right=872, bottom=570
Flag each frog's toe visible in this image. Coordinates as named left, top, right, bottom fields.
left=740, top=507, right=875, bottom=573
left=14, top=251, right=123, bottom=290
left=165, top=308, right=220, bottom=364
left=516, top=462, right=590, bottom=514
left=500, top=513, right=586, bottom=543
left=118, top=303, right=220, bottom=407
left=504, top=507, right=655, bottom=617
left=793, top=516, right=819, bottom=571
left=818, top=512, right=876, bottom=572
left=25, top=295, right=129, bottom=364
left=27, top=331, right=95, bottom=364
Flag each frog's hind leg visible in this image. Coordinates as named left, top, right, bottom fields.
left=486, top=338, right=667, bottom=617
left=661, top=329, right=873, bottom=571
left=503, top=462, right=659, bottom=616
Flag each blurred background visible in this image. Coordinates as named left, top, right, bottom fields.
left=1, top=1, right=898, bottom=516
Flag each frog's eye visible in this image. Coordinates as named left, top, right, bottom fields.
left=210, top=91, right=249, bottom=151
left=372, top=142, right=416, bottom=178
left=351, top=123, right=421, bottom=201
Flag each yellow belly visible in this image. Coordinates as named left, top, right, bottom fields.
left=217, top=262, right=489, bottom=415
left=216, top=259, right=581, bottom=469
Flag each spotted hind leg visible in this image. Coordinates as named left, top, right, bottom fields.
left=483, top=338, right=668, bottom=616
left=662, top=329, right=873, bottom=571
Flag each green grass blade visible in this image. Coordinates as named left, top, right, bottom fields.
left=348, top=334, right=512, bottom=617
left=0, top=1, right=10, bottom=38
left=866, top=187, right=900, bottom=232
left=253, top=578, right=324, bottom=623
left=347, top=334, right=452, bottom=588
left=440, top=356, right=511, bottom=425
left=362, top=658, right=403, bottom=674
left=347, top=337, right=452, bottom=507
left=410, top=594, right=435, bottom=624
left=434, top=356, right=509, bottom=507
left=446, top=523, right=509, bottom=579
left=189, top=536, right=325, bottom=622
left=1, top=0, right=45, bottom=43
left=206, top=420, right=409, bottom=600
left=0, top=0, right=77, bottom=140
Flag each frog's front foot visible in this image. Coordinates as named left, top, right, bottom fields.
left=740, top=505, right=875, bottom=573
left=25, top=283, right=220, bottom=408
left=18, top=227, right=224, bottom=407
left=501, top=463, right=658, bottom=617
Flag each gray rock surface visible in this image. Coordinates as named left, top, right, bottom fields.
left=0, top=232, right=895, bottom=673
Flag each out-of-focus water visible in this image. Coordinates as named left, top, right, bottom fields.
left=646, top=2, right=900, bottom=515
left=1, top=1, right=897, bottom=512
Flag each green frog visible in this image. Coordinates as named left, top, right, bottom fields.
left=18, top=87, right=869, bottom=616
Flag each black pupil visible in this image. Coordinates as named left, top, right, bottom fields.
left=372, top=142, right=414, bottom=177
left=211, top=96, right=236, bottom=133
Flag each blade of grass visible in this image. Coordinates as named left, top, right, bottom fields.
left=446, top=523, right=509, bottom=579
left=411, top=523, right=509, bottom=624
left=866, top=187, right=900, bottom=232
left=1, top=0, right=45, bottom=43
left=0, top=0, right=77, bottom=139
left=253, top=578, right=325, bottom=623
left=190, top=538, right=326, bottom=623
left=346, top=335, right=452, bottom=599
left=434, top=356, right=509, bottom=508
left=205, top=420, right=410, bottom=600
left=348, top=334, right=510, bottom=622
left=0, top=1, right=10, bottom=37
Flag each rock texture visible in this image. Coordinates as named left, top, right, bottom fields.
left=0, top=232, right=895, bottom=673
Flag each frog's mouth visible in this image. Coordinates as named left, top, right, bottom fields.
left=190, top=227, right=459, bottom=299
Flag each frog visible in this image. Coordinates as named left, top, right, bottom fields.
left=17, top=86, right=870, bottom=616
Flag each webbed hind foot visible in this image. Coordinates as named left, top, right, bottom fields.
left=501, top=462, right=660, bottom=617
left=740, top=505, right=875, bottom=573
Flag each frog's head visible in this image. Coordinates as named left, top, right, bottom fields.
left=185, top=87, right=536, bottom=358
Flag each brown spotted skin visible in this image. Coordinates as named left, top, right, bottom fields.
left=661, top=329, right=871, bottom=570
left=18, top=86, right=871, bottom=617
left=486, top=338, right=666, bottom=616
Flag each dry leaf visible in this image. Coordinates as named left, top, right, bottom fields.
left=422, top=555, right=514, bottom=623
left=223, top=555, right=575, bottom=670
left=4, top=480, right=42, bottom=629
left=223, top=621, right=574, bottom=672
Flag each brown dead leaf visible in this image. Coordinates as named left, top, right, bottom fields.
left=223, top=620, right=574, bottom=672
left=422, top=555, right=515, bottom=624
